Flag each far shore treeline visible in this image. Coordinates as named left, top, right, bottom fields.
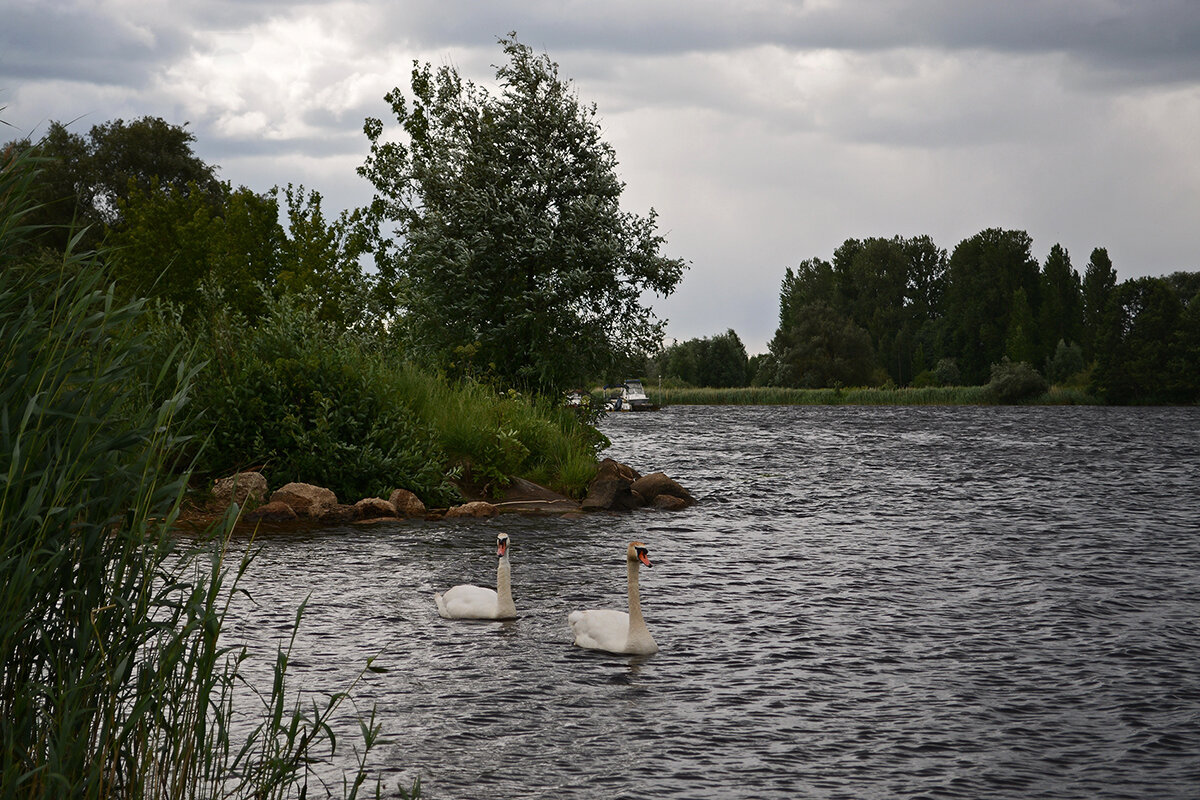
left=643, top=234, right=1199, bottom=406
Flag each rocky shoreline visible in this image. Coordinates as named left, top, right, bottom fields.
left=179, top=457, right=694, bottom=531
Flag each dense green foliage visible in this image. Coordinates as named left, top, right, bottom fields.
left=647, top=329, right=751, bottom=387
left=9, top=117, right=223, bottom=253
left=359, top=34, right=686, bottom=395
left=748, top=229, right=1198, bottom=403
left=142, top=296, right=603, bottom=503
left=1, top=148, right=401, bottom=798
left=985, top=358, right=1050, bottom=403
left=5, top=117, right=377, bottom=327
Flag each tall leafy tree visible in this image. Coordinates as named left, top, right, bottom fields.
left=768, top=300, right=876, bottom=388
left=941, top=228, right=1040, bottom=383
left=830, top=235, right=947, bottom=385
left=104, top=180, right=283, bottom=321
left=1004, top=286, right=1037, bottom=365
left=1081, top=247, right=1117, bottom=361
left=654, top=329, right=750, bottom=387
left=833, top=237, right=908, bottom=381
left=1038, top=243, right=1083, bottom=364
left=9, top=117, right=221, bottom=252
left=276, top=184, right=377, bottom=331
left=1092, top=277, right=1189, bottom=403
left=358, top=34, right=686, bottom=393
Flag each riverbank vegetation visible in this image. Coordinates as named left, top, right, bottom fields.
left=643, top=235, right=1199, bottom=405
left=4, top=37, right=646, bottom=506
left=0, top=142, right=408, bottom=797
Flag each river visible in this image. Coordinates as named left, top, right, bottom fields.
left=224, top=405, right=1200, bottom=799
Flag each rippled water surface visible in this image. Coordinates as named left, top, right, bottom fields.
left=227, top=405, right=1200, bottom=799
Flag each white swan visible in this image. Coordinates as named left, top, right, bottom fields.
left=568, top=541, right=658, bottom=655
left=434, top=532, right=517, bottom=620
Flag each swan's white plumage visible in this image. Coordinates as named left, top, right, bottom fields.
left=569, top=541, right=658, bottom=655
left=434, top=533, right=516, bottom=620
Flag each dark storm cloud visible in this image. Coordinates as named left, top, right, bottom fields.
left=0, top=4, right=189, bottom=86
left=373, top=0, right=1200, bottom=84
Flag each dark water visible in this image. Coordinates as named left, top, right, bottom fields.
left=225, top=405, right=1200, bottom=799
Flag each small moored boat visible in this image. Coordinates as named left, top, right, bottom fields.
left=604, top=379, right=659, bottom=412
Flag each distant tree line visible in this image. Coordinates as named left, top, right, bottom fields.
left=645, top=230, right=1199, bottom=404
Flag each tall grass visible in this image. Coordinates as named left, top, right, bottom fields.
left=379, top=365, right=604, bottom=498
left=1, top=143, right=404, bottom=798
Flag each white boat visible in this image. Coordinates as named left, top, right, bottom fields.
left=604, top=379, right=659, bottom=412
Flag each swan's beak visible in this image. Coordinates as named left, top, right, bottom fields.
left=637, top=550, right=652, bottom=568
left=497, top=540, right=508, bottom=557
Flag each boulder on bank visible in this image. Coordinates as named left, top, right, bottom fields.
left=210, top=471, right=268, bottom=512
left=389, top=488, right=427, bottom=518
left=653, top=493, right=691, bottom=511
left=582, top=458, right=644, bottom=512
left=355, top=497, right=397, bottom=520
left=445, top=501, right=499, bottom=519
left=244, top=500, right=299, bottom=523
left=270, top=482, right=337, bottom=518
left=319, top=504, right=359, bottom=524
left=630, top=472, right=695, bottom=509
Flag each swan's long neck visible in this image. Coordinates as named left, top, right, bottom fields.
left=626, top=558, right=648, bottom=633
left=497, top=555, right=516, bottom=616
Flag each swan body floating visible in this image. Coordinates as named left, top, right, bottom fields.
left=569, top=541, right=658, bottom=655
left=434, top=533, right=517, bottom=620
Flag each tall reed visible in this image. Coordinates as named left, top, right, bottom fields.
left=1, top=139, right=405, bottom=798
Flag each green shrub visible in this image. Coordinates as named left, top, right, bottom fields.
left=1045, top=339, right=1086, bottom=385
left=159, top=295, right=458, bottom=505
left=986, top=358, right=1049, bottom=403
left=142, top=293, right=603, bottom=504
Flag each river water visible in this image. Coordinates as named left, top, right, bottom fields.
left=225, top=405, right=1200, bottom=799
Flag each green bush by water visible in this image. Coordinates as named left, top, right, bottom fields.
left=141, top=296, right=603, bottom=504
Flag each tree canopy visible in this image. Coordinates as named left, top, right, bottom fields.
left=358, top=34, right=686, bottom=394
left=14, top=117, right=222, bottom=252
left=650, top=329, right=751, bottom=387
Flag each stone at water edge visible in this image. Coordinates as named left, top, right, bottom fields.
left=269, top=482, right=338, bottom=518
left=389, top=488, right=427, bottom=518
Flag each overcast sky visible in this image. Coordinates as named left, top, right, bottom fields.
left=4, top=1, right=1199, bottom=353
